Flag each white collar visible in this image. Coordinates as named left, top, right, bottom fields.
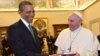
left=71, top=26, right=82, bottom=33
left=21, top=18, right=30, bottom=29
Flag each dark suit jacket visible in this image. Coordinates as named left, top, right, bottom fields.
left=46, top=36, right=53, bottom=45
left=97, top=35, right=100, bottom=56
left=1, top=38, right=12, bottom=55
left=7, top=20, right=41, bottom=56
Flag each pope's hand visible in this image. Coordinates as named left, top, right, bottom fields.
left=75, top=52, right=80, bottom=56
left=51, top=54, right=59, bottom=56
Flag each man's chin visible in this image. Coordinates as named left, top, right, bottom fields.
left=29, top=21, right=32, bottom=23
left=70, top=28, right=74, bottom=31
left=28, top=20, right=32, bottom=23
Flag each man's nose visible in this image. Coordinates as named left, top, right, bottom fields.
left=30, top=12, right=33, bottom=16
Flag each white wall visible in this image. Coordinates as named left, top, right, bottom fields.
left=0, top=11, right=74, bottom=36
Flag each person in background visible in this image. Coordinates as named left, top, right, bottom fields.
left=7, top=1, right=41, bottom=56
left=1, top=35, right=12, bottom=56
left=97, top=35, right=100, bottom=56
left=38, top=31, right=44, bottom=50
left=52, top=12, right=99, bottom=56
left=46, top=32, right=54, bottom=55
left=53, top=37, right=58, bottom=54
left=97, top=35, right=100, bottom=42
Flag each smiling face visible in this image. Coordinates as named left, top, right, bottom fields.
left=19, top=5, right=35, bottom=23
left=68, top=13, right=82, bottom=31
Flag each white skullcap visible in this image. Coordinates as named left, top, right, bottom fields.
left=73, top=12, right=83, bottom=20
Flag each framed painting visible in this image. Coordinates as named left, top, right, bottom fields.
left=32, top=18, right=48, bottom=38
left=32, top=18, right=49, bottom=53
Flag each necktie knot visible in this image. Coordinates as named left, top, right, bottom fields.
left=28, top=25, right=33, bottom=31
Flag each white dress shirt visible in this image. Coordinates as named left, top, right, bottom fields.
left=21, top=18, right=30, bottom=30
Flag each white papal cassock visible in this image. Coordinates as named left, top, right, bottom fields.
left=55, top=26, right=100, bottom=56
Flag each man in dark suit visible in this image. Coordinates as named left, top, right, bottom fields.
left=46, top=32, right=54, bottom=55
left=7, top=1, right=41, bottom=56
left=97, top=35, right=100, bottom=56
left=2, top=37, right=12, bottom=56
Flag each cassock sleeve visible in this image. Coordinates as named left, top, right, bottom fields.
left=79, top=35, right=99, bottom=56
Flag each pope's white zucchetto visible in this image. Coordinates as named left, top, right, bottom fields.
left=73, top=12, right=83, bottom=20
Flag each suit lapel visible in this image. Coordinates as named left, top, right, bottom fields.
left=18, top=20, right=36, bottom=43
left=18, top=20, right=40, bottom=48
left=18, top=20, right=32, bottom=35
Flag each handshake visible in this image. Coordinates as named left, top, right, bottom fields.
left=51, top=52, right=80, bottom=56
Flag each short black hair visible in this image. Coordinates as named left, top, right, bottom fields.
left=19, top=1, right=33, bottom=11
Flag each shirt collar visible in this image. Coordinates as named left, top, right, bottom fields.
left=21, top=18, right=29, bottom=28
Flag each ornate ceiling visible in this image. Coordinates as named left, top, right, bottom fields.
left=0, top=0, right=97, bottom=11
left=35, top=0, right=97, bottom=10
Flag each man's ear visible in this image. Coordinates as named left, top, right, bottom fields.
left=18, top=10, right=22, bottom=14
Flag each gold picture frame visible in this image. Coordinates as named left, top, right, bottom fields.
left=32, top=18, right=49, bottom=53
left=32, top=18, right=48, bottom=37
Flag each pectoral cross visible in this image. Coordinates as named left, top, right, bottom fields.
left=68, top=46, right=71, bottom=52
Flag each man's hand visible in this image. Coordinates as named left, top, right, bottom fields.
left=51, top=54, right=58, bottom=56
left=5, top=47, right=9, bottom=50
left=75, top=52, right=80, bottom=56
